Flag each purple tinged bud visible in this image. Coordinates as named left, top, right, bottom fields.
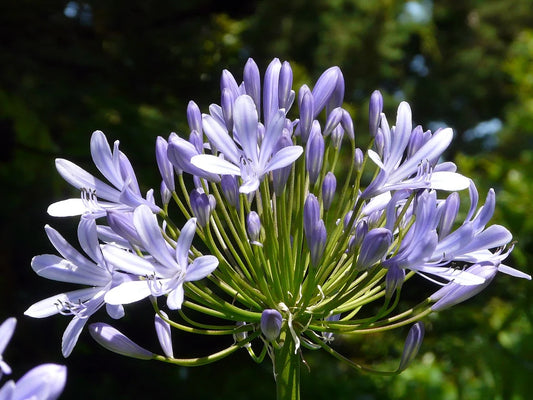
left=244, top=58, right=261, bottom=113
left=89, top=323, right=153, bottom=360
left=406, top=125, right=424, bottom=158
left=353, top=219, right=368, bottom=247
left=326, top=69, right=345, bottom=115
left=221, top=88, right=234, bottom=132
left=221, top=69, right=240, bottom=100
left=322, top=172, right=337, bottom=210
left=189, top=130, right=203, bottom=154
left=312, top=66, right=342, bottom=117
left=369, top=90, right=383, bottom=137
left=190, top=189, right=214, bottom=227
left=430, top=262, right=497, bottom=311
left=357, top=228, right=392, bottom=269
left=260, top=309, right=283, bottom=341
left=354, top=148, right=364, bottom=170
left=187, top=101, right=202, bottom=135
left=220, top=175, right=240, bottom=210
left=398, top=322, right=424, bottom=371
left=272, top=132, right=293, bottom=195
left=385, top=264, right=405, bottom=298
left=438, top=192, right=460, bottom=238
left=156, top=136, right=175, bottom=192
left=304, top=194, right=320, bottom=237
left=298, top=85, right=314, bottom=144
left=263, top=58, right=281, bottom=126
left=246, top=211, right=261, bottom=242
left=306, top=122, right=325, bottom=185
left=309, top=219, right=327, bottom=267
left=323, top=107, right=343, bottom=137
left=343, top=210, right=354, bottom=231
left=331, top=126, right=344, bottom=149
left=155, top=311, right=173, bottom=358
left=160, top=181, right=171, bottom=205
left=167, top=135, right=220, bottom=182
left=278, top=61, right=294, bottom=110
left=107, top=211, right=142, bottom=246
left=341, top=109, right=355, bottom=140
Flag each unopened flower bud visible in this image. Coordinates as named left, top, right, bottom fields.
left=221, top=175, right=240, bottom=210
left=190, top=189, right=214, bottom=227
left=244, top=58, right=261, bottom=112
left=357, top=228, right=392, bottom=269
left=156, top=136, right=175, bottom=192
left=298, top=85, right=314, bottom=143
left=369, top=90, right=383, bottom=137
left=306, top=122, right=325, bottom=185
left=246, top=211, right=261, bottom=243
left=89, top=323, right=153, bottom=360
left=398, top=322, right=424, bottom=371
left=322, top=172, right=337, bottom=210
left=279, top=61, right=294, bottom=110
left=304, top=194, right=320, bottom=237
left=354, top=147, right=364, bottom=171
left=187, top=101, right=202, bottom=135
left=155, top=312, right=173, bottom=358
left=261, top=309, right=282, bottom=341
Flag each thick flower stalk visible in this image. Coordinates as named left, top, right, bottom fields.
left=27, top=58, right=530, bottom=400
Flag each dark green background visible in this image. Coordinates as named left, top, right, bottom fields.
left=1, top=1, right=532, bottom=398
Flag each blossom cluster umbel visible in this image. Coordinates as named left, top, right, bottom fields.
left=26, top=58, right=530, bottom=379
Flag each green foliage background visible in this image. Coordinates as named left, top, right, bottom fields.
left=0, top=1, right=531, bottom=398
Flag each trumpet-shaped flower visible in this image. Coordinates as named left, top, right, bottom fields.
left=190, top=95, right=303, bottom=193
left=25, top=216, right=129, bottom=357
left=104, top=205, right=219, bottom=310
left=48, top=130, right=161, bottom=218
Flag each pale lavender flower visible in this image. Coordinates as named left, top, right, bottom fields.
left=104, top=205, right=219, bottom=310
left=190, top=94, right=303, bottom=193
left=362, top=98, right=470, bottom=198
left=260, top=309, right=283, bottom=341
left=48, top=130, right=161, bottom=218
left=0, top=318, right=16, bottom=378
left=0, top=364, right=67, bottom=400
left=89, top=323, right=153, bottom=360
left=25, top=216, right=129, bottom=357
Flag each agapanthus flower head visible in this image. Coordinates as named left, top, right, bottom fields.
left=29, top=57, right=530, bottom=398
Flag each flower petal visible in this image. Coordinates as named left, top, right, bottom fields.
left=190, top=154, right=241, bottom=176
left=104, top=281, right=152, bottom=305
left=185, top=255, right=219, bottom=282
left=202, top=114, right=240, bottom=164
left=234, top=95, right=259, bottom=164
left=263, top=146, right=303, bottom=173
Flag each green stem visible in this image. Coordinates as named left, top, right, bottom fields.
left=274, top=335, right=300, bottom=400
